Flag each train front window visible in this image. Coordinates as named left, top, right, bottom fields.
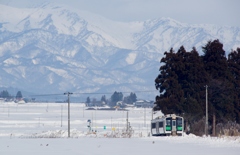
left=166, top=119, right=171, bottom=125
left=165, top=118, right=172, bottom=131
left=176, top=117, right=183, bottom=131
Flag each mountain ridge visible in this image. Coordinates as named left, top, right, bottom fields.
left=0, top=3, right=240, bottom=100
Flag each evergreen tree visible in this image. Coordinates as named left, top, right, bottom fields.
left=155, top=48, right=185, bottom=114
left=228, top=48, right=240, bottom=123
left=155, top=40, right=240, bottom=134
left=202, top=40, right=230, bottom=80
left=16, top=91, right=23, bottom=99
left=180, top=47, right=207, bottom=120
left=86, top=97, right=91, bottom=104
left=110, top=91, right=123, bottom=107
left=101, top=95, right=107, bottom=103
left=130, top=92, right=137, bottom=103
left=155, top=46, right=207, bottom=117
left=111, top=91, right=123, bottom=102
left=123, top=92, right=137, bottom=104
left=202, top=40, right=235, bottom=123
left=0, top=90, right=11, bottom=99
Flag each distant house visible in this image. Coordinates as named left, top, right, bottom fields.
left=134, top=100, right=154, bottom=108
left=116, top=101, right=123, bottom=106
left=0, top=98, right=4, bottom=103
left=86, top=101, right=106, bottom=107
left=17, top=99, right=26, bottom=104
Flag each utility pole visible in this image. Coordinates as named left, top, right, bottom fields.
left=64, top=92, right=73, bottom=138
left=205, top=85, right=208, bottom=136
left=152, top=108, right=153, bottom=120
left=61, top=105, right=63, bottom=127
left=126, top=111, right=129, bottom=133
left=144, top=107, right=146, bottom=127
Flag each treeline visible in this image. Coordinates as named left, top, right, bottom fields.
left=0, top=90, right=23, bottom=100
left=86, top=91, right=137, bottom=107
left=154, top=39, right=240, bottom=135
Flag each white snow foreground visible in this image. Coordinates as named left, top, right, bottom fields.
left=21, top=129, right=137, bottom=138
left=20, top=129, right=240, bottom=144
left=18, top=129, right=240, bottom=146
left=1, top=132, right=240, bottom=155
left=0, top=102, right=239, bottom=154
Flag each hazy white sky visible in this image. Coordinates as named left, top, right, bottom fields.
left=0, top=0, right=239, bottom=27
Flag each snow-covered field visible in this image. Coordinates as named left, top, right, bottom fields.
left=0, top=102, right=239, bottom=155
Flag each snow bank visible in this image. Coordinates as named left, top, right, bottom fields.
left=18, top=128, right=240, bottom=148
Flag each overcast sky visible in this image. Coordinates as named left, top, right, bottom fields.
left=0, top=0, right=239, bottom=27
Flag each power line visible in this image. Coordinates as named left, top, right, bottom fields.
left=68, top=90, right=156, bottom=95
left=27, top=90, right=157, bottom=97
left=29, top=93, right=64, bottom=97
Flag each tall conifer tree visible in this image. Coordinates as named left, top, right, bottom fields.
left=228, top=48, right=240, bottom=123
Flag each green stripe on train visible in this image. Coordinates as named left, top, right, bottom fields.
left=166, top=126, right=171, bottom=131
left=177, top=126, right=182, bottom=130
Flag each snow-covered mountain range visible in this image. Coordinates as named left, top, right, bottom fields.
left=0, top=3, right=240, bottom=100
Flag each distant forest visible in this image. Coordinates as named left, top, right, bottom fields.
left=0, top=90, right=23, bottom=100
left=154, top=39, right=240, bottom=135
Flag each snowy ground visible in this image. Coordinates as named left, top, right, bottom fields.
left=0, top=102, right=239, bottom=155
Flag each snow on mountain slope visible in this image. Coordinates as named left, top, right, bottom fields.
left=0, top=3, right=240, bottom=99
left=0, top=3, right=135, bottom=49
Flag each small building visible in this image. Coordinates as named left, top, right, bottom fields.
left=86, top=101, right=106, bottom=107
left=0, top=98, right=4, bottom=103
left=134, top=100, right=154, bottom=108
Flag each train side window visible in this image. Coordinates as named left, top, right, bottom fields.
left=152, top=123, right=156, bottom=128
left=159, top=122, right=163, bottom=127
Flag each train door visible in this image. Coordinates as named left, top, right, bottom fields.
left=172, top=120, right=176, bottom=132
left=156, top=122, right=159, bottom=135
